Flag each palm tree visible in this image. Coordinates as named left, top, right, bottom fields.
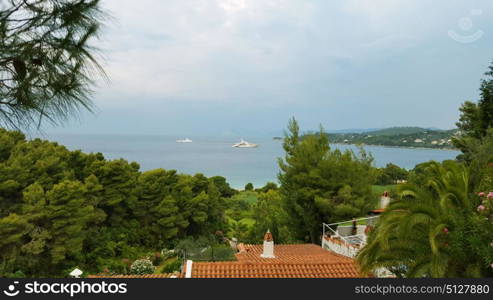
left=357, top=161, right=490, bottom=277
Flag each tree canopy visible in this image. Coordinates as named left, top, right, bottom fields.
left=278, top=118, right=377, bottom=243
left=358, top=161, right=493, bottom=277
left=0, top=128, right=227, bottom=277
left=454, top=62, right=493, bottom=161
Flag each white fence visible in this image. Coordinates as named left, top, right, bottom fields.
left=321, top=216, right=380, bottom=258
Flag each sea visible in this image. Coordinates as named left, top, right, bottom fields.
left=36, top=134, right=461, bottom=189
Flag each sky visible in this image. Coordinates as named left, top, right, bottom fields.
left=47, top=0, right=493, bottom=136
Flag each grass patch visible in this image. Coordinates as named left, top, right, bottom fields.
left=372, top=185, right=397, bottom=194
left=155, top=257, right=181, bottom=274
left=231, top=191, right=259, bottom=204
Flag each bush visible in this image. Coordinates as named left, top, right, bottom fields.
left=5, top=270, right=26, bottom=278
left=161, top=258, right=182, bottom=273
left=96, top=257, right=130, bottom=275
left=244, top=183, right=254, bottom=191
left=376, top=163, right=409, bottom=185
left=160, top=248, right=177, bottom=260
left=129, top=259, right=155, bottom=275
left=256, top=182, right=278, bottom=193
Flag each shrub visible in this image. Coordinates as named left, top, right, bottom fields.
left=161, top=258, right=182, bottom=273
left=129, top=259, right=155, bottom=275
left=96, top=258, right=129, bottom=275
left=5, top=270, right=26, bottom=278
left=160, top=248, right=177, bottom=260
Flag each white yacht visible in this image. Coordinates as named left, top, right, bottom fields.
left=232, top=139, right=258, bottom=148
left=176, top=138, right=193, bottom=143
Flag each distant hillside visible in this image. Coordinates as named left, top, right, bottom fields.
left=366, top=127, right=431, bottom=136
left=327, top=128, right=382, bottom=134
left=325, top=127, right=459, bottom=149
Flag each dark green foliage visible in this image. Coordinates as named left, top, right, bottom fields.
left=0, top=128, right=25, bottom=162
left=376, top=163, right=409, bottom=185
left=248, top=190, right=295, bottom=244
left=357, top=63, right=493, bottom=278
left=256, top=182, right=278, bottom=193
left=226, top=196, right=251, bottom=222
left=278, top=118, right=377, bottom=243
left=475, top=63, right=493, bottom=137
left=0, top=129, right=228, bottom=277
left=244, top=182, right=254, bottom=191
left=358, top=161, right=493, bottom=278
left=227, top=220, right=250, bottom=241
left=456, top=101, right=482, bottom=139
left=209, top=176, right=237, bottom=198
left=454, top=62, right=493, bottom=162
left=0, top=0, right=106, bottom=129
left=135, top=169, right=181, bottom=247
left=161, top=258, right=182, bottom=273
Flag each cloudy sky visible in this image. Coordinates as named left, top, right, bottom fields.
left=50, top=0, right=493, bottom=136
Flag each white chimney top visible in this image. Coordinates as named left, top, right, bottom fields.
left=261, top=230, right=275, bottom=258
left=70, top=268, right=83, bottom=278
left=185, top=260, right=193, bottom=278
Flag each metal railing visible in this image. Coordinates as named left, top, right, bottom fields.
left=181, top=246, right=236, bottom=262
left=322, top=216, right=380, bottom=246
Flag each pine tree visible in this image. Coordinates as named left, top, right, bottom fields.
left=478, top=64, right=493, bottom=135
left=454, top=62, right=493, bottom=162
left=0, top=213, right=31, bottom=275
left=0, top=0, right=106, bottom=129
left=278, top=118, right=376, bottom=243
left=153, top=196, right=179, bottom=240
left=45, top=180, right=97, bottom=263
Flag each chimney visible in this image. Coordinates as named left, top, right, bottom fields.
left=261, top=230, right=275, bottom=258
left=185, top=260, right=193, bottom=278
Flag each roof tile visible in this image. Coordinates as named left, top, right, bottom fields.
left=191, top=244, right=365, bottom=278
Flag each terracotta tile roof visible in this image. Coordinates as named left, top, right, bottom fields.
left=190, top=261, right=361, bottom=278
left=88, top=273, right=181, bottom=278
left=89, top=244, right=365, bottom=278
left=184, top=244, right=365, bottom=278
left=235, top=243, right=354, bottom=263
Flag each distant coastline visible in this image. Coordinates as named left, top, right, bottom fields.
left=320, top=126, right=459, bottom=151
left=331, top=142, right=458, bottom=152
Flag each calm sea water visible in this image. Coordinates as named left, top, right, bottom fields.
left=37, top=134, right=460, bottom=189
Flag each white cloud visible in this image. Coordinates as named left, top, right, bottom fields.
left=217, top=0, right=247, bottom=12
left=98, top=0, right=318, bottom=103
left=88, top=0, right=493, bottom=133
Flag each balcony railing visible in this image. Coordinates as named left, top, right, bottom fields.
left=322, top=216, right=380, bottom=255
